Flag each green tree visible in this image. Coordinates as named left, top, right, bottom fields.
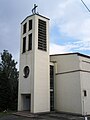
left=0, top=50, right=19, bottom=111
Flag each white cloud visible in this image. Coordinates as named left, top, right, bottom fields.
left=50, top=40, right=90, bottom=55
left=50, top=43, right=73, bottom=55
left=44, top=0, right=90, bottom=53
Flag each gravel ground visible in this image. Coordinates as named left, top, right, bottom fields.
left=0, top=112, right=90, bottom=120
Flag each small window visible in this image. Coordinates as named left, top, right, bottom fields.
left=29, top=20, right=32, bottom=31
left=28, top=34, right=32, bottom=51
left=23, top=66, right=30, bottom=78
left=83, top=90, right=87, bottom=97
left=23, top=23, right=27, bottom=34
left=22, top=37, right=26, bottom=53
left=50, top=65, right=54, bottom=89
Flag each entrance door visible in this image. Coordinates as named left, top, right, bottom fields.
left=22, top=94, right=31, bottom=111
left=25, top=95, right=30, bottom=111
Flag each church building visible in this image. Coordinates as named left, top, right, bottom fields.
left=18, top=7, right=90, bottom=115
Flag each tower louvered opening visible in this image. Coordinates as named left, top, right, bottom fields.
left=38, top=19, right=47, bottom=51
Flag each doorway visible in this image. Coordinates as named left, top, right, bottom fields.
left=22, top=94, right=31, bottom=111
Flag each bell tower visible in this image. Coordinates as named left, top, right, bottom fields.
left=18, top=5, right=50, bottom=113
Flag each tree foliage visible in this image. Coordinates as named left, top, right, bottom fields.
left=0, top=50, right=19, bottom=111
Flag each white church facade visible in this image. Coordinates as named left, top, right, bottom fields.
left=18, top=12, right=90, bottom=115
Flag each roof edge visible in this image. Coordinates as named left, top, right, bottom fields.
left=21, top=13, right=50, bottom=24
left=50, top=52, right=90, bottom=59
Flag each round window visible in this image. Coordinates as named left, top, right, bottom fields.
left=23, top=66, right=30, bottom=78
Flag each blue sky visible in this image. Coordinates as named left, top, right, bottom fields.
left=0, top=0, right=90, bottom=66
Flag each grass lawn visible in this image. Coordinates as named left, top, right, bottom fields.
left=0, top=111, right=13, bottom=118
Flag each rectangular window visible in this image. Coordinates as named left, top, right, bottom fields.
left=23, top=23, right=27, bottom=34
left=50, top=65, right=54, bottom=111
left=28, top=34, right=32, bottom=51
left=22, top=37, right=26, bottom=53
left=29, top=20, right=32, bottom=31
left=50, top=65, right=54, bottom=89
left=38, top=19, right=47, bottom=51
left=83, top=90, right=87, bottom=97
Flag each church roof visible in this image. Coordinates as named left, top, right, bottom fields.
left=50, top=52, right=90, bottom=59
left=21, top=13, right=50, bottom=24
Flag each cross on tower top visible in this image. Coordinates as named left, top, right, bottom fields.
left=32, top=4, right=38, bottom=14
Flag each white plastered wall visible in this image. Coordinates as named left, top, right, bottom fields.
left=55, top=72, right=82, bottom=114
left=50, top=54, right=82, bottom=114
left=18, top=15, right=35, bottom=112
left=79, top=56, right=90, bottom=115
left=33, top=15, right=50, bottom=113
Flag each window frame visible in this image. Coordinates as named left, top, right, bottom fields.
left=28, top=33, right=32, bottom=51
left=23, top=23, right=27, bottom=34
left=38, top=19, right=47, bottom=51
left=29, top=20, right=32, bottom=31
left=22, top=36, right=26, bottom=53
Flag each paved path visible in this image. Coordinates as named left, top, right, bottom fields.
left=0, top=112, right=90, bottom=120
